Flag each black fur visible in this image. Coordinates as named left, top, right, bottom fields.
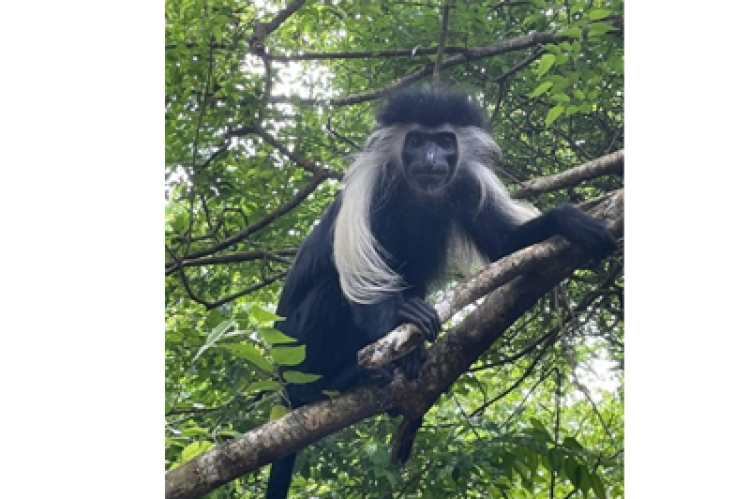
left=264, top=87, right=617, bottom=499
left=377, top=86, right=488, bottom=129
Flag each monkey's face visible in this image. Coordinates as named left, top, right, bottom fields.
left=401, top=130, right=458, bottom=194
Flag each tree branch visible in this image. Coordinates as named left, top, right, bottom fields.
left=248, top=0, right=308, bottom=57
left=267, top=45, right=469, bottom=62
left=165, top=189, right=623, bottom=499
left=269, top=30, right=568, bottom=106
left=202, top=271, right=288, bottom=311
left=260, top=0, right=307, bottom=35
left=432, top=1, right=454, bottom=86
left=230, top=124, right=342, bottom=179
left=165, top=170, right=331, bottom=266
left=512, top=150, right=624, bottom=199
left=165, top=249, right=296, bottom=276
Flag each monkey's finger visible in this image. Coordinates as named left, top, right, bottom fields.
left=409, top=299, right=441, bottom=341
left=399, top=301, right=440, bottom=342
left=398, top=309, right=432, bottom=340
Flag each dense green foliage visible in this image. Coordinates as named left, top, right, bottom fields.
left=165, top=0, right=624, bottom=497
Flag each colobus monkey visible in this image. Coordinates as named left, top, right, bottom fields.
left=266, top=87, right=617, bottom=499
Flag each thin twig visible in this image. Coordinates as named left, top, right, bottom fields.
left=167, top=170, right=331, bottom=264
left=432, top=1, right=454, bottom=86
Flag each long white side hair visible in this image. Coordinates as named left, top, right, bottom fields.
left=333, top=124, right=538, bottom=305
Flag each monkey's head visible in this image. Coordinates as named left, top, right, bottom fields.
left=376, top=87, right=490, bottom=195
left=336, top=86, right=520, bottom=304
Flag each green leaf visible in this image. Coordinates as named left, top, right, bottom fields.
left=251, top=304, right=283, bottom=323
left=529, top=418, right=549, bottom=434
left=216, top=429, right=242, bottom=439
left=165, top=437, right=182, bottom=448
left=180, top=441, right=213, bottom=462
left=258, top=326, right=297, bottom=345
left=512, top=458, right=530, bottom=482
left=246, top=379, right=281, bottom=392
left=588, top=8, right=612, bottom=21
left=371, top=447, right=391, bottom=466
left=537, top=54, right=556, bottom=77
left=182, top=427, right=210, bottom=437
left=524, top=449, right=539, bottom=478
left=565, top=459, right=585, bottom=488
left=529, top=81, right=553, bottom=98
left=206, top=319, right=234, bottom=345
left=270, top=404, right=289, bottom=420
left=611, top=54, right=624, bottom=73
left=590, top=471, right=607, bottom=498
left=545, top=105, right=565, bottom=126
left=171, top=212, right=188, bottom=233
left=560, top=26, right=583, bottom=39
left=193, top=319, right=235, bottom=361
left=217, top=343, right=274, bottom=372
left=271, top=345, right=307, bottom=366
left=588, top=22, right=617, bottom=37
left=384, top=470, right=399, bottom=487
left=579, top=466, right=591, bottom=493
left=548, top=448, right=564, bottom=472
left=283, top=370, right=323, bottom=384
left=562, top=436, right=585, bottom=451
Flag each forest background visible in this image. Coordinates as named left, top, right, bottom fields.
left=165, top=1, right=625, bottom=497
left=2, top=1, right=749, bottom=498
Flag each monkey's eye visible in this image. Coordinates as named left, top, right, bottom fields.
left=406, top=133, right=424, bottom=149
left=436, top=133, right=456, bottom=151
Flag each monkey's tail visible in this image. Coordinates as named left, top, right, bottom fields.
left=390, top=415, right=424, bottom=465
left=266, top=452, right=297, bottom=499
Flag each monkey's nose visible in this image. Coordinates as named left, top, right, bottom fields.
left=426, top=149, right=436, bottom=164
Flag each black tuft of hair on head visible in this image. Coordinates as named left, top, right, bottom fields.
left=376, top=86, right=488, bottom=129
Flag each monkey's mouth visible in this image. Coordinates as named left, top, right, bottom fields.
left=414, top=172, right=446, bottom=182
left=409, top=173, right=449, bottom=192
left=410, top=166, right=449, bottom=183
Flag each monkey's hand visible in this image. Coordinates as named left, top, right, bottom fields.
left=398, top=297, right=441, bottom=342
left=396, top=297, right=440, bottom=380
left=551, top=204, right=618, bottom=261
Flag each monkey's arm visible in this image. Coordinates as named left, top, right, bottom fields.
left=465, top=202, right=617, bottom=262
